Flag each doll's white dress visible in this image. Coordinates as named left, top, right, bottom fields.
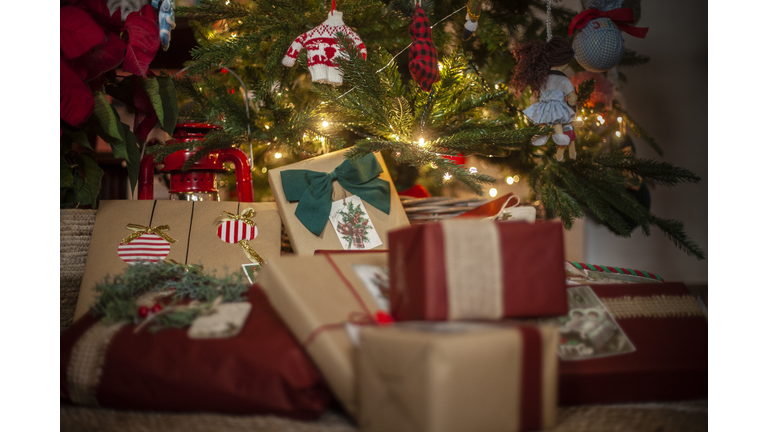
left=523, top=73, right=576, bottom=125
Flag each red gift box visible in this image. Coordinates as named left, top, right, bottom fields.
left=61, top=285, right=332, bottom=419
left=388, top=219, right=567, bottom=321
left=558, top=282, right=707, bottom=405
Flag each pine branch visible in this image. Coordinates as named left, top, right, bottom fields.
left=618, top=49, right=651, bottom=68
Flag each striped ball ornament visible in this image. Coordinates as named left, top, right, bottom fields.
left=117, top=233, right=171, bottom=264
left=217, top=220, right=258, bottom=244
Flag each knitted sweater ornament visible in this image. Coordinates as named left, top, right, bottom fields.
left=282, top=11, right=367, bottom=86
left=408, top=6, right=440, bottom=92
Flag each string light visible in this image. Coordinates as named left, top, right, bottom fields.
left=617, top=117, right=623, bottom=123
left=506, top=176, right=514, bottom=185
left=438, top=63, right=443, bottom=71
left=322, top=121, right=329, bottom=128
left=265, top=125, right=269, bottom=130
left=489, top=188, right=498, bottom=197
left=469, top=167, right=477, bottom=174
left=418, top=138, right=425, bottom=146
left=275, top=152, right=282, bottom=159
left=513, top=175, right=520, bottom=182
left=444, top=173, right=452, bottom=180
left=597, top=115, right=603, bottom=122
left=261, top=167, right=267, bottom=173
left=576, top=116, right=583, bottom=122
left=615, top=131, right=621, bottom=137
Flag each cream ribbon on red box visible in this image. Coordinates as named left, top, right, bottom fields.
left=440, top=219, right=504, bottom=320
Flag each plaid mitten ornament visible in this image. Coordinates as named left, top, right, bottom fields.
left=409, top=5, right=440, bottom=92
left=282, top=9, right=367, bottom=86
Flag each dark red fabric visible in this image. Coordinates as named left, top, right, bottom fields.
left=558, top=283, right=708, bottom=405
left=397, top=184, right=431, bottom=198
left=408, top=6, right=440, bottom=92
left=519, top=325, right=543, bottom=431
left=60, top=285, right=332, bottom=419
left=568, top=8, right=649, bottom=38
left=388, top=221, right=567, bottom=321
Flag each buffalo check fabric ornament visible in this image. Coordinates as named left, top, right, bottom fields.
left=408, top=5, right=440, bottom=92
left=281, top=10, right=367, bottom=86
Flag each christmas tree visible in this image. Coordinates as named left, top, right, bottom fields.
left=156, top=0, right=703, bottom=259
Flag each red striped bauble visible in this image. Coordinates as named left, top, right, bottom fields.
left=117, top=233, right=171, bottom=264
left=217, top=220, right=258, bottom=244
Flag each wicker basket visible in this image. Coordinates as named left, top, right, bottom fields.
left=60, top=209, right=97, bottom=331
left=400, top=196, right=490, bottom=224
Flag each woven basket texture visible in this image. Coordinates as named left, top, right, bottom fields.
left=61, top=209, right=97, bottom=332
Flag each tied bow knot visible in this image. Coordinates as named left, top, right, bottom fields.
left=568, top=7, right=649, bottom=39
left=122, top=224, right=177, bottom=245
left=280, top=154, right=391, bottom=236
left=214, top=208, right=256, bottom=227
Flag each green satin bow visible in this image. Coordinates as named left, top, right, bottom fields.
left=280, top=154, right=391, bottom=236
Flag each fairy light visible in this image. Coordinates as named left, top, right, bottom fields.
left=322, top=121, right=329, bottom=128
left=265, top=125, right=269, bottom=130
left=597, top=115, right=603, bottom=122
left=275, top=152, right=282, bottom=159
left=418, top=138, right=425, bottom=146
left=576, top=116, right=583, bottom=122
left=438, top=63, right=443, bottom=71
left=599, top=118, right=605, bottom=125
left=615, top=131, right=621, bottom=137
left=469, top=166, right=477, bottom=174
left=506, top=176, right=514, bottom=185
left=494, top=84, right=499, bottom=90
left=261, top=167, right=267, bottom=173
left=617, top=117, right=623, bottom=123
left=319, top=136, right=326, bottom=142
left=225, top=0, right=230, bottom=4
left=489, top=188, right=498, bottom=198
left=513, top=175, right=520, bottom=182
left=444, top=173, right=452, bottom=180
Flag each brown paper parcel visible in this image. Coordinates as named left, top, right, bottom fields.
left=73, top=200, right=281, bottom=321
left=258, top=252, right=389, bottom=418
left=357, top=323, right=559, bottom=432
left=268, top=149, right=409, bottom=255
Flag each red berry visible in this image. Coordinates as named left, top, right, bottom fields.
left=138, top=306, right=149, bottom=318
left=375, top=310, right=394, bottom=325
left=151, top=303, right=163, bottom=314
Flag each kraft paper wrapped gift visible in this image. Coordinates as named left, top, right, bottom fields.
left=258, top=251, right=390, bottom=418
left=388, top=219, right=567, bottom=321
left=73, top=200, right=281, bottom=321
left=268, top=149, right=409, bottom=255
left=357, top=322, right=559, bottom=432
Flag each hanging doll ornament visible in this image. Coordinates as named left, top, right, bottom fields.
left=409, top=1, right=440, bottom=92
left=512, top=36, right=578, bottom=161
left=151, top=0, right=176, bottom=51
left=281, top=1, right=367, bottom=86
left=569, top=0, right=648, bottom=72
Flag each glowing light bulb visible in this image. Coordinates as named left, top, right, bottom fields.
left=576, top=116, right=583, bottom=122
left=265, top=125, right=270, bottom=130
left=617, top=117, right=623, bottom=123
left=225, top=0, right=230, bottom=4
left=319, top=137, right=326, bottom=142
left=489, top=188, right=498, bottom=198
left=444, top=173, right=452, bottom=180
left=494, top=84, right=499, bottom=90
left=597, top=115, right=604, bottom=122
left=513, top=175, right=520, bottom=182
left=616, top=131, right=621, bottom=137
left=418, top=138, right=425, bottom=146
left=261, top=167, right=267, bottom=173
left=393, top=135, right=399, bottom=140
left=469, top=167, right=477, bottom=174
left=231, top=33, right=237, bottom=38
left=599, top=119, right=605, bottom=125
left=506, top=176, right=514, bottom=185
left=322, top=121, right=329, bottom=128
left=438, top=63, right=443, bottom=71
left=275, top=152, right=282, bottom=159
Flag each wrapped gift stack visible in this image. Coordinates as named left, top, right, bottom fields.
left=62, top=150, right=707, bottom=431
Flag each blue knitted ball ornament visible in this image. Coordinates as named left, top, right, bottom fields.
left=572, top=17, right=625, bottom=72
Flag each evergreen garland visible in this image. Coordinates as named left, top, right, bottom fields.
left=91, top=261, right=250, bottom=332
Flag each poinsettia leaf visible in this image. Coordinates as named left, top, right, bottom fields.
left=91, top=92, right=130, bottom=160
left=63, top=128, right=94, bottom=150
left=137, top=75, right=164, bottom=129
left=61, top=58, right=94, bottom=127
left=105, top=77, right=135, bottom=109
left=123, top=5, right=160, bottom=76
left=156, top=74, right=179, bottom=133
left=76, top=153, right=105, bottom=206
left=86, top=32, right=125, bottom=80
left=61, top=155, right=75, bottom=189
left=131, top=76, right=159, bottom=142
left=61, top=6, right=105, bottom=60
left=122, top=122, right=141, bottom=194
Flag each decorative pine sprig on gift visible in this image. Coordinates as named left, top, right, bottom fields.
left=91, top=261, right=250, bottom=332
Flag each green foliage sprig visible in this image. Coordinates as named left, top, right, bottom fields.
left=91, top=261, right=250, bottom=332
